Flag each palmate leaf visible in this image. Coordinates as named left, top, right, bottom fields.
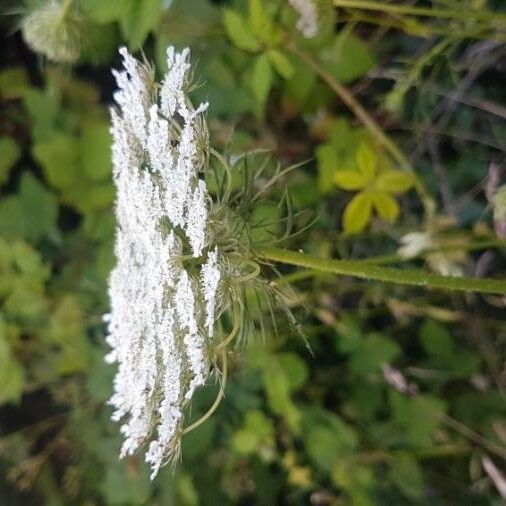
left=370, top=191, right=400, bottom=223
left=334, top=170, right=369, bottom=190
left=375, top=170, right=415, bottom=193
left=343, top=192, right=372, bottom=234
left=356, top=141, right=377, bottom=179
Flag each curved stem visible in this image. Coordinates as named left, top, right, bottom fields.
left=182, top=350, right=227, bottom=435
left=256, top=246, right=506, bottom=295
left=216, top=307, right=242, bottom=351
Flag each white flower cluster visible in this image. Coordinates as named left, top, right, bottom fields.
left=288, top=0, right=319, bottom=38
left=105, top=46, right=221, bottom=479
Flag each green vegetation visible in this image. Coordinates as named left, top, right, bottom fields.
left=0, top=0, right=505, bottom=504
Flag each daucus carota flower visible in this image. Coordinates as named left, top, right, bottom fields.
left=288, top=0, right=319, bottom=38
left=106, top=45, right=301, bottom=480
left=106, top=46, right=220, bottom=478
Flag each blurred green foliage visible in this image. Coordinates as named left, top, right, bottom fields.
left=1, top=0, right=506, bottom=504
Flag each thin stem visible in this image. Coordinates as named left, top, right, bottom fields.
left=182, top=350, right=227, bottom=435
left=216, top=307, right=242, bottom=351
left=256, top=247, right=506, bottom=295
left=286, top=38, right=435, bottom=219
left=333, top=0, right=506, bottom=25
left=287, top=40, right=409, bottom=170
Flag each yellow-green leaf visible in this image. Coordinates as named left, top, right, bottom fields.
left=334, top=170, right=369, bottom=191
left=356, top=142, right=377, bottom=180
left=376, top=170, right=414, bottom=193
left=248, top=0, right=279, bottom=45
left=267, top=49, right=294, bottom=79
left=371, top=191, right=400, bottom=223
left=343, top=192, right=372, bottom=234
left=223, top=9, right=261, bottom=52
left=250, top=53, right=273, bottom=105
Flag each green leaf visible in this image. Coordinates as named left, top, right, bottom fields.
left=0, top=356, right=24, bottom=405
left=390, top=391, right=446, bottom=447
left=305, top=413, right=358, bottom=472
left=349, top=333, right=401, bottom=376
left=320, top=31, right=375, bottom=84
left=100, top=460, right=151, bottom=505
left=77, top=0, right=129, bottom=23
left=248, top=0, right=280, bottom=45
left=0, top=137, right=21, bottom=185
left=80, top=121, right=112, bottom=182
left=375, top=170, right=414, bottom=193
left=343, top=192, right=372, bottom=234
left=33, top=133, right=80, bottom=192
left=0, top=67, right=30, bottom=99
left=23, top=88, right=61, bottom=140
left=334, top=170, right=369, bottom=190
left=250, top=53, right=273, bottom=105
left=263, top=355, right=300, bottom=432
left=389, top=454, right=424, bottom=501
left=316, top=144, right=340, bottom=193
left=0, top=173, right=58, bottom=242
left=19, top=173, right=58, bottom=242
left=278, top=353, right=308, bottom=391
left=119, top=0, right=163, bottom=50
left=419, top=319, right=453, bottom=359
left=223, top=9, right=261, bottom=52
left=370, top=191, right=400, bottom=223
left=356, top=142, right=377, bottom=179
left=267, top=49, right=294, bottom=79
left=44, top=296, right=88, bottom=374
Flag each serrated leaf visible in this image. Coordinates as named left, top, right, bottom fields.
left=343, top=192, right=372, bottom=234
left=356, top=142, right=377, bottom=179
left=375, top=170, right=414, bottom=193
left=370, top=191, right=399, bottom=222
left=267, top=49, right=294, bottom=79
left=223, top=9, right=261, bottom=52
left=0, top=137, right=21, bottom=185
left=250, top=53, right=273, bottom=105
left=334, top=170, right=369, bottom=190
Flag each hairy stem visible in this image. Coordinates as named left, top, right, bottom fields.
left=256, top=247, right=506, bottom=295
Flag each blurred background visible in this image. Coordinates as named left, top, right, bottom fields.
left=0, top=0, right=506, bottom=504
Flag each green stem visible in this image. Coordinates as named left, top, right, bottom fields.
left=287, top=40, right=409, bottom=170
left=333, top=0, right=506, bottom=25
left=256, top=247, right=506, bottom=295
left=182, top=350, right=227, bottom=435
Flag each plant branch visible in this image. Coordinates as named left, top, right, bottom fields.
left=256, top=247, right=506, bottom=295
left=333, top=0, right=506, bottom=25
